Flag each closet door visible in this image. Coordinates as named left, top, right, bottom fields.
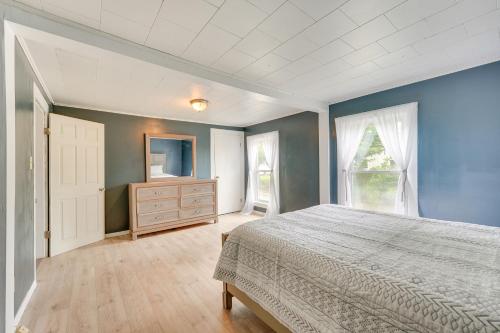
left=210, top=129, right=244, bottom=215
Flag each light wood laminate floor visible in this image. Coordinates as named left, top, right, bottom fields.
left=20, top=213, right=273, bottom=333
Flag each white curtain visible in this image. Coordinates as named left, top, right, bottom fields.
left=373, top=103, right=418, bottom=216
left=335, top=102, right=418, bottom=216
left=241, top=131, right=280, bottom=216
left=335, top=115, right=369, bottom=207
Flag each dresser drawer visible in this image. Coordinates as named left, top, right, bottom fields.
left=137, top=198, right=178, bottom=214
left=137, top=210, right=179, bottom=227
left=137, top=185, right=178, bottom=201
left=180, top=206, right=214, bottom=219
left=181, top=194, right=214, bottom=208
left=181, top=183, right=214, bottom=196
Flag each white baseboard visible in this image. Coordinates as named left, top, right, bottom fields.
left=13, top=280, right=37, bottom=326
left=105, top=230, right=130, bottom=238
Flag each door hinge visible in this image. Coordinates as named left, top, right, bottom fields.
left=44, top=230, right=50, bottom=239
left=44, top=127, right=51, bottom=135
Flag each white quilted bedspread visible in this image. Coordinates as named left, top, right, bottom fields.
left=214, top=204, right=500, bottom=333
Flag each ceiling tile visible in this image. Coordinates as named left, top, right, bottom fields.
left=341, top=0, right=404, bottom=25
left=293, top=58, right=352, bottom=85
left=385, top=0, right=456, bottom=29
left=100, top=10, right=150, bottom=44
left=258, top=2, right=314, bottom=42
left=260, top=68, right=297, bottom=86
left=314, top=61, right=379, bottom=90
left=146, top=19, right=198, bottom=56
left=15, top=0, right=42, bottom=9
left=42, top=2, right=100, bottom=29
left=237, top=53, right=289, bottom=79
left=343, top=43, right=387, bottom=66
left=55, top=48, right=98, bottom=98
left=273, top=34, right=319, bottom=61
left=303, top=10, right=357, bottom=46
left=310, top=39, right=354, bottom=64
left=102, top=0, right=162, bottom=26
left=284, top=56, right=322, bottom=75
left=378, top=21, right=432, bottom=52
left=211, top=0, right=267, bottom=38
left=157, top=0, right=217, bottom=33
left=426, top=0, right=497, bottom=34
left=43, top=0, right=101, bottom=20
left=446, top=29, right=500, bottom=62
left=211, top=49, right=256, bottom=73
left=184, top=24, right=241, bottom=65
left=373, top=46, right=419, bottom=68
left=247, top=0, right=286, bottom=14
left=414, top=25, right=468, bottom=54
left=464, top=9, right=500, bottom=36
left=235, top=29, right=281, bottom=58
left=342, top=16, right=396, bottom=49
left=204, top=0, right=224, bottom=7
left=289, top=0, right=347, bottom=20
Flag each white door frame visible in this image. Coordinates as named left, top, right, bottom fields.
left=4, top=20, right=17, bottom=333
left=33, top=83, right=49, bottom=259
left=210, top=128, right=245, bottom=214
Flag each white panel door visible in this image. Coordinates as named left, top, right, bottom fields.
left=211, top=129, right=244, bottom=214
left=49, top=114, right=104, bottom=256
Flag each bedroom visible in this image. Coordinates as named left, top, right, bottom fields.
left=0, top=0, right=499, bottom=332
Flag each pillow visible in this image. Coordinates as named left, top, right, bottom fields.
left=151, top=165, right=163, bottom=176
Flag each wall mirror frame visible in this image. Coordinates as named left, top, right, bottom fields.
left=145, top=133, right=197, bottom=182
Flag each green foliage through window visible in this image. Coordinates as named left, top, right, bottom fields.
left=351, top=125, right=399, bottom=213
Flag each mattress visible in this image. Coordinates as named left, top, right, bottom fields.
left=213, top=204, right=500, bottom=333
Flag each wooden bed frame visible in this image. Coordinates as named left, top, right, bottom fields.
left=221, top=233, right=291, bottom=333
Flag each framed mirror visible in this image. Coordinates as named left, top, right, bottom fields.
left=145, top=133, right=197, bottom=182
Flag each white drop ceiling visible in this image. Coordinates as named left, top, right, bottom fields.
left=13, top=0, right=500, bottom=121
left=22, top=29, right=303, bottom=126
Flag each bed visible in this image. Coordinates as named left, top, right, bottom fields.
left=213, top=204, right=500, bottom=333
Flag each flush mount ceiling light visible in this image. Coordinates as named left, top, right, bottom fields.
left=190, top=98, right=208, bottom=112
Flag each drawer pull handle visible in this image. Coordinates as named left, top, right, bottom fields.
left=194, top=209, right=201, bottom=214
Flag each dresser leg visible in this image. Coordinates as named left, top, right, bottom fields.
left=131, top=233, right=137, bottom=241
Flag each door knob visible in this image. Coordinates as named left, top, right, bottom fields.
left=99, top=187, right=105, bottom=192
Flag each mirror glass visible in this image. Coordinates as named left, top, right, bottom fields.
left=147, top=136, right=195, bottom=180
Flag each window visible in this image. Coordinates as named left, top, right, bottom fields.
left=350, top=125, right=399, bottom=213
left=335, top=102, right=418, bottom=216
left=242, top=131, right=280, bottom=216
left=256, top=143, right=271, bottom=204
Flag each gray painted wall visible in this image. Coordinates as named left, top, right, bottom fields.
left=0, top=12, right=7, bottom=332
left=13, top=41, right=51, bottom=313
left=244, top=112, right=320, bottom=213
left=53, top=106, right=242, bottom=233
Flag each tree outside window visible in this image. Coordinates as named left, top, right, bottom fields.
left=350, top=125, right=399, bottom=213
left=256, top=143, right=271, bottom=204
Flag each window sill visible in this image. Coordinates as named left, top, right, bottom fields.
left=254, top=201, right=268, bottom=209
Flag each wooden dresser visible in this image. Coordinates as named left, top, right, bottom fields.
left=129, top=179, right=217, bottom=240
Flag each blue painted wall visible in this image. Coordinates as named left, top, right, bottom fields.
left=330, top=61, right=500, bottom=227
